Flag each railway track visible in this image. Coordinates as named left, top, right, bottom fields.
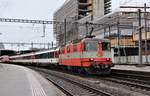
left=51, top=69, right=150, bottom=91
left=30, top=67, right=150, bottom=96
left=33, top=68, right=112, bottom=96
left=103, top=69, right=150, bottom=90
left=46, top=77, right=74, bottom=96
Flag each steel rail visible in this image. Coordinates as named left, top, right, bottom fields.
left=34, top=68, right=112, bottom=96
left=47, top=77, right=74, bottom=96
left=101, top=69, right=150, bottom=90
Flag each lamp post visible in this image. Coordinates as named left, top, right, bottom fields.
left=63, top=16, right=78, bottom=45
left=0, top=33, right=2, bottom=57
left=64, top=18, right=67, bottom=45
left=144, top=3, right=148, bottom=63
left=138, top=9, right=142, bottom=65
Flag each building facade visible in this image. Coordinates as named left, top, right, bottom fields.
left=53, top=0, right=111, bottom=46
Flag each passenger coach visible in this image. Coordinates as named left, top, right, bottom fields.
left=10, top=49, right=59, bottom=66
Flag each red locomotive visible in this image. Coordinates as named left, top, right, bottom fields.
left=59, top=38, right=113, bottom=74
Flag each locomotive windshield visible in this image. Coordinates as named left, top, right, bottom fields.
left=85, top=41, right=98, bottom=51
left=84, top=41, right=110, bottom=51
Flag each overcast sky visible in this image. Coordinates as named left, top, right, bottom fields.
left=0, top=0, right=149, bottom=50
left=0, top=0, right=66, bottom=49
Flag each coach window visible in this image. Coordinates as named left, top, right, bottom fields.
left=49, top=52, right=51, bottom=58
left=35, top=54, right=39, bottom=59
left=42, top=53, right=46, bottom=58
left=59, top=49, right=61, bottom=54
left=39, top=54, right=42, bottom=58
left=50, top=52, right=54, bottom=58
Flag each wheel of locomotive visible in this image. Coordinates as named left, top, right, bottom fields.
left=77, top=68, right=82, bottom=74
left=83, top=66, right=111, bottom=75
left=102, top=68, right=111, bottom=75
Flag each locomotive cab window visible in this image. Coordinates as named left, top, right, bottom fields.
left=85, top=41, right=97, bottom=51
left=102, top=42, right=110, bottom=51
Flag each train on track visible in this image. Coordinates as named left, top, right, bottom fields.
left=0, top=49, right=17, bottom=63
left=1, top=38, right=113, bottom=74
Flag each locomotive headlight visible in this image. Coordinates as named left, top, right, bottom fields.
left=90, top=58, right=94, bottom=61
left=106, top=58, right=110, bottom=61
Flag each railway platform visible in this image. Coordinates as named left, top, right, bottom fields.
left=0, top=63, right=66, bottom=96
left=112, top=64, right=150, bottom=72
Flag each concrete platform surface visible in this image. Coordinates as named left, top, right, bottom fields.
left=0, top=63, right=66, bottom=96
left=112, top=64, right=150, bottom=72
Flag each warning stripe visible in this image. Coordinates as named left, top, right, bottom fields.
left=24, top=69, right=47, bottom=96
